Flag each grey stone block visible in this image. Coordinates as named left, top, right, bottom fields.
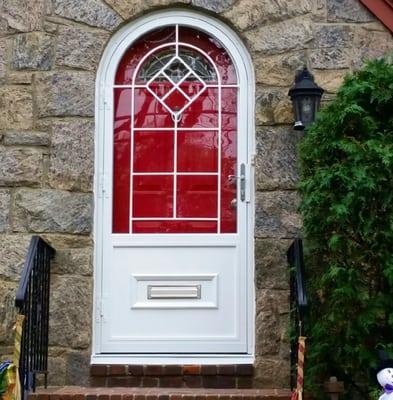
left=244, top=17, right=313, bottom=54
left=53, top=0, right=123, bottom=31
left=48, top=119, right=94, bottom=192
left=49, top=275, right=92, bottom=349
left=0, top=235, right=31, bottom=281
left=255, top=126, right=302, bottom=190
left=11, top=32, right=53, bottom=70
left=255, top=239, right=292, bottom=290
left=0, top=190, right=10, bottom=232
left=35, top=72, right=95, bottom=117
left=255, top=191, right=302, bottom=238
left=0, top=147, right=43, bottom=187
left=327, top=0, right=374, bottom=22
left=55, top=25, right=109, bottom=71
left=1, top=0, right=46, bottom=32
left=13, top=189, right=93, bottom=234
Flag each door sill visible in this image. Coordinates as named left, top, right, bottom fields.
left=91, top=354, right=254, bottom=365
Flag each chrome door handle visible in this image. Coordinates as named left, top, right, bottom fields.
left=227, top=164, right=246, bottom=202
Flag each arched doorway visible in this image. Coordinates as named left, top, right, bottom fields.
left=94, top=10, right=255, bottom=362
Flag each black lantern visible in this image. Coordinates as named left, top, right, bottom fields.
left=288, top=67, right=324, bottom=131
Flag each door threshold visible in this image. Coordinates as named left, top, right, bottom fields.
left=91, top=354, right=254, bottom=365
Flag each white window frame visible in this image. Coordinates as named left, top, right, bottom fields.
left=93, top=9, right=255, bottom=364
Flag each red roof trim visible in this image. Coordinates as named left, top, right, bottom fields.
left=359, top=0, right=393, bottom=33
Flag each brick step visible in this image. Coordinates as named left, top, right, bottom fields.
left=29, top=387, right=292, bottom=400
left=90, top=365, right=254, bottom=389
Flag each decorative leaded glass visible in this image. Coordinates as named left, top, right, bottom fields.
left=138, top=48, right=217, bottom=83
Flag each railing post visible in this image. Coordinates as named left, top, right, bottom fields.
left=15, top=236, right=55, bottom=400
left=287, top=238, right=308, bottom=390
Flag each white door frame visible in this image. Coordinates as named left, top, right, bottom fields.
left=92, top=9, right=255, bottom=364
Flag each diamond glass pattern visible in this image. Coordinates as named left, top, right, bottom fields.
left=146, top=54, right=208, bottom=117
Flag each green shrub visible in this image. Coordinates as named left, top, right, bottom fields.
left=298, top=59, right=393, bottom=398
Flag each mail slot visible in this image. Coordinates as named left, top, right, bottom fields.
left=147, top=285, right=201, bottom=299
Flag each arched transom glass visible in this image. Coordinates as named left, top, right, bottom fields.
left=113, top=25, right=238, bottom=234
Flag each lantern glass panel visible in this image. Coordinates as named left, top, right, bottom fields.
left=293, top=97, right=302, bottom=121
left=300, top=96, right=314, bottom=125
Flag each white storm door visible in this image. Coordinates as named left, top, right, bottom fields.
left=98, top=24, right=251, bottom=354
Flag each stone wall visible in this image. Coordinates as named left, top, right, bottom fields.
left=0, top=0, right=392, bottom=389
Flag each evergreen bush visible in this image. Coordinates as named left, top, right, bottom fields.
left=298, top=59, right=393, bottom=398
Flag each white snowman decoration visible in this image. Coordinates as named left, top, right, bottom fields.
left=377, top=361, right=393, bottom=400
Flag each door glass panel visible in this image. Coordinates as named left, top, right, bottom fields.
left=221, top=129, right=237, bottom=233
left=178, top=88, right=218, bottom=129
left=134, top=131, right=174, bottom=173
left=115, top=29, right=176, bottom=84
left=112, top=25, right=238, bottom=234
left=178, top=27, right=236, bottom=84
left=133, top=175, right=173, bottom=218
left=221, top=88, right=237, bottom=233
left=113, top=88, right=131, bottom=233
left=146, top=81, right=173, bottom=99
left=177, top=175, right=218, bottom=218
left=133, top=220, right=217, bottom=233
left=163, top=89, right=190, bottom=111
left=177, top=131, right=218, bottom=172
left=222, top=88, right=238, bottom=130
left=178, top=82, right=206, bottom=103
left=134, top=88, right=173, bottom=128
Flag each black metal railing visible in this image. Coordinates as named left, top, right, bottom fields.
left=15, top=236, right=55, bottom=399
left=287, top=238, right=308, bottom=389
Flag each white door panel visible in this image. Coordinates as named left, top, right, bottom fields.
left=101, top=238, right=247, bottom=352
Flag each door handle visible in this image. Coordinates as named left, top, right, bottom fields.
left=227, top=163, right=246, bottom=202
left=239, top=163, right=246, bottom=202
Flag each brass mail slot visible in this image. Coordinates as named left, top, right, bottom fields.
left=147, top=285, right=201, bottom=300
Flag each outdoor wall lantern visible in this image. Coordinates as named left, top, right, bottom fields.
left=288, top=67, right=324, bottom=131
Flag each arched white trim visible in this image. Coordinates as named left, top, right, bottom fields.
left=93, top=9, right=255, bottom=364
